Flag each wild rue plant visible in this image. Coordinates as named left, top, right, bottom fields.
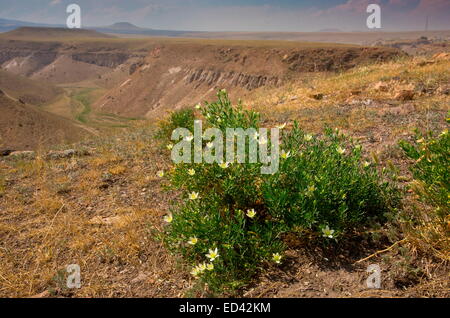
left=400, top=125, right=449, bottom=220
left=159, top=90, right=399, bottom=294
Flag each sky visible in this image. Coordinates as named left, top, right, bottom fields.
left=0, top=0, right=449, bottom=31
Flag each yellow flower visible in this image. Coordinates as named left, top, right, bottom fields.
left=363, top=161, right=371, bottom=168
left=188, top=169, right=196, bottom=176
left=206, top=263, right=214, bottom=271
left=189, top=192, right=199, bottom=200
left=219, top=162, right=230, bottom=169
left=188, top=237, right=198, bottom=245
left=280, top=150, right=291, bottom=159
left=163, top=213, right=173, bottom=223
left=304, top=134, right=313, bottom=141
left=336, top=146, right=346, bottom=155
left=195, top=103, right=201, bottom=110
left=206, top=248, right=219, bottom=262
left=272, top=253, right=282, bottom=264
left=277, top=123, right=287, bottom=130
left=157, top=170, right=165, bottom=178
left=246, top=209, right=257, bottom=219
left=166, top=144, right=174, bottom=150
left=307, top=184, right=316, bottom=193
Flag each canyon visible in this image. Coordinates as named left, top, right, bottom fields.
left=0, top=28, right=403, bottom=149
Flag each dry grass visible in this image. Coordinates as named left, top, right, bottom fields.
left=0, top=53, right=448, bottom=298
left=0, top=125, right=192, bottom=297
left=249, top=55, right=449, bottom=135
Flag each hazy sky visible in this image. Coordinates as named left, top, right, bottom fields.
left=1, top=0, right=449, bottom=31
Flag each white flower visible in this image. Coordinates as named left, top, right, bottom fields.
left=280, top=150, right=291, bottom=159
left=163, top=213, right=173, bottom=223
left=185, top=135, right=194, bottom=142
left=195, top=103, right=201, bottom=110
left=246, top=209, right=256, bottom=219
left=304, top=134, right=313, bottom=141
left=363, top=161, right=371, bottom=168
left=272, top=253, right=282, bottom=264
left=322, top=226, right=335, bottom=239
left=206, top=263, right=214, bottom=271
left=188, top=237, right=198, bottom=245
left=258, top=137, right=268, bottom=145
left=157, top=170, right=165, bottom=178
left=206, top=142, right=214, bottom=149
left=277, top=123, right=287, bottom=130
left=219, top=162, right=230, bottom=169
left=188, top=169, right=196, bottom=176
left=189, top=192, right=199, bottom=200
left=336, top=146, right=346, bottom=155
left=191, top=267, right=200, bottom=278
left=206, top=248, right=219, bottom=262
left=198, top=263, right=207, bottom=272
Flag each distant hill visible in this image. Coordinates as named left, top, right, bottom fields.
left=0, top=27, right=115, bottom=39
left=0, top=69, right=62, bottom=106
left=92, top=23, right=195, bottom=37
left=0, top=90, right=87, bottom=150
left=0, top=18, right=63, bottom=32
left=105, top=22, right=145, bottom=32
left=319, top=28, right=343, bottom=32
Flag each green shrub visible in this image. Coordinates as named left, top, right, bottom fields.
left=159, top=90, right=399, bottom=294
left=264, top=124, right=400, bottom=237
left=400, top=127, right=449, bottom=219
left=155, top=108, right=195, bottom=141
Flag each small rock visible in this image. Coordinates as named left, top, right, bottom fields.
left=90, top=215, right=122, bottom=226
left=9, top=151, right=35, bottom=159
left=30, top=290, right=50, bottom=298
left=432, top=52, right=450, bottom=60
left=372, top=81, right=389, bottom=92
left=46, top=149, right=76, bottom=160
left=394, top=89, right=415, bottom=101
left=131, top=272, right=148, bottom=284
left=0, top=149, right=14, bottom=157
left=416, top=60, right=435, bottom=67
left=437, top=85, right=450, bottom=95
left=46, top=149, right=90, bottom=160
left=309, top=93, right=324, bottom=100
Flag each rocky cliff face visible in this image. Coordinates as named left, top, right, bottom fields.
left=185, top=69, right=281, bottom=90
left=94, top=43, right=404, bottom=118
left=0, top=38, right=404, bottom=118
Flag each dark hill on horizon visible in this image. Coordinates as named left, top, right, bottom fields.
left=0, top=27, right=115, bottom=39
